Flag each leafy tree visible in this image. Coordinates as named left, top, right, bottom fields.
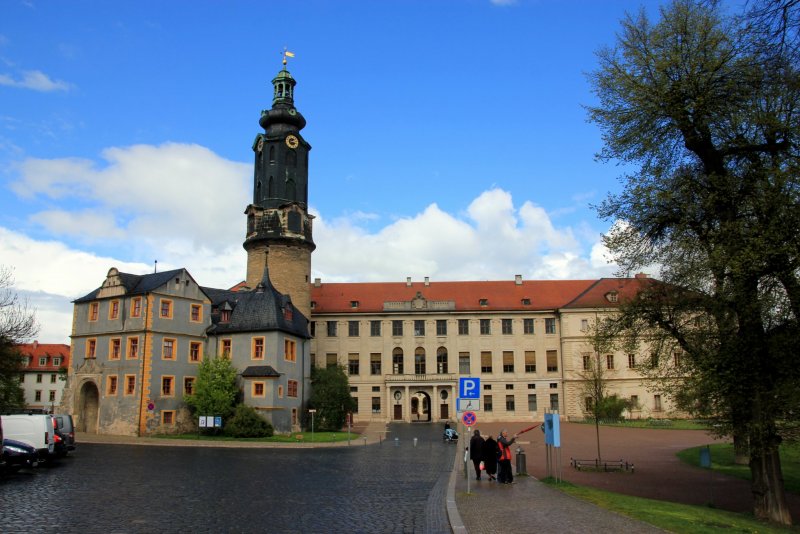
left=578, top=318, right=616, bottom=463
left=587, top=0, right=800, bottom=524
left=224, top=404, right=273, bottom=438
left=184, top=357, right=238, bottom=422
left=0, top=266, right=38, bottom=412
left=308, top=365, right=356, bottom=431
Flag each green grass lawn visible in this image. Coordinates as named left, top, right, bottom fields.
left=543, top=478, right=800, bottom=533
left=154, top=431, right=360, bottom=443
left=677, top=442, right=800, bottom=494
left=577, top=419, right=712, bottom=430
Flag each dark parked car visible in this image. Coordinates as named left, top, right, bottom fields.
left=2, top=438, right=39, bottom=473
left=54, top=414, right=76, bottom=452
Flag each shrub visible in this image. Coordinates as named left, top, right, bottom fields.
left=224, top=404, right=274, bottom=438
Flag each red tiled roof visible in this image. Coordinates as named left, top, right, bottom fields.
left=562, top=276, right=656, bottom=309
left=16, top=342, right=70, bottom=371
left=309, top=279, right=601, bottom=314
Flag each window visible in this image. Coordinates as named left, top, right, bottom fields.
left=523, top=318, right=534, bottom=334
left=528, top=394, right=538, bottom=412
left=370, top=353, right=381, bottom=375
left=53, top=357, right=61, bottom=366
left=278, top=385, right=284, bottom=398
left=36, top=373, right=42, bottom=383
left=350, top=399, right=358, bottom=414
left=276, top=338, right=293, bottom=362
left=673, top=351, right=683, bottom=367
left=606, top=354, right=615, bottom=370
left=545, top=318, right=556, bottom=334
left=162, top=376, right=174, bottom=396
left=585, top=396, right=594, bottom=411
left=326, top=353, right=338, bottom=368
left=480, top=351, right=492, bottom=373
left=459, top=353, right=470, bottom=374
left=506, top=395, right=515, bottom=411
left=310, top=321, right=316, bottom=337
left=39, top=356, right=47, bottom=366
left=221, top=339, right=232, bottom=359
left=252, top=337, right=266, bottom=360
left=628, top=354, right=637, bottom=368
left=370, top=320, right=381, bottom=336
left=35, top=390, right=42, bottom=401
left=184, top=377, right=195, bottom=395
left=50, top=374, right=57, bottom=384
left=581, top=319, right=589, bottom=331
left=392, top=349, right=404, bottom=374
left=436, top=348, right=448, bottom=374
left=350, top=300, right=359, bottom=309
left=479, top=319, right=491, bottom=335
left=128, top=337, right=139, bottom=359
left=348, top=321, right=359, bottom=337
left=414, top=320, right=425, bottom=336
left=327, top=321, right=337, bottom=337
left=550, top=393, right=559, bottom=411
left=348, top=354, right=360, bottom=375
left=162, top=411, right=175, bottom=425
left=107, top=376, right=118, bottom=395
left=436, top=320, right=447, bottom=336
left=162, top=338, right=176, bottom=360
left=479, top=298, right=488, bottom=306
left=506, top=383, right=514, bottom=390
left=110, top=338, right=121, bottom=360
left=160, top=299, right=173, bottom=319
left=109, top=299, right=120, bottom=320
left=89, top=302, right=99, bottom=322
left=414, top=348, right=426, bottom=374
left=86, top=339, right=97, bottom=359
left=502, top=319, right=513, bottom=335
left=606, top=292, right=618, bottom=303
left=131, top=297, right=142, bottom=318
left=292, top=408, right=298, bottom=425
left=550, top=382, right=558, bottom=389
left=630, top=395, right=639, bottom=409
left=372, top=386, right=380, bottom=392
left=654, top=394, right=662, bottom=412
left=484, top=384, right=492, bottom=390
left=189, top=342, right=202, bottom=362
left=190, top=304, right=202, bottom=322
left=582, top=354, right=591, bottom=370
left=252, top=382, right=266, bottom=397
left=502, top=351, right=514, bottom=373
left=546, top=350, right=558, bottom=372
left=371, top=397, right=381, bottom=413
left=221, top=309, right=231, bottom=322
left=392, top=320, right=403, bottom=336
left=288, top=380, right=298, bottom=397
left=458, top=319, right=469, bottom=335
left=125, top=375, right=136, bottom=395
left=522, top=298, right=531, bottom=305
left=524, top=351, right=536, bottom=373
left=484, top=394, right=493, bottom=412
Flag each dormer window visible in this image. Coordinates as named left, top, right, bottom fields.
left=521, top=298, right=531, bottom=305
left=350, top=300, right=359, bottom=309
left=479, top=299, right=488, bottom=306
left=221, top=310, right=231, bottom=323
left=284, top=307, right=293, bottom=321
left=605, top=291, right=619, bottom=303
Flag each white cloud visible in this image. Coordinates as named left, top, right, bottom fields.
left=0, top=70, right=72, bottom=92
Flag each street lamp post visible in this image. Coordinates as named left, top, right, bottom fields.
left=309, top=409, right=317, bottom=443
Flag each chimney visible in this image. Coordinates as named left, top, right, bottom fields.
left=424, top=277, right=430, bottom=286
left=515, top=274, right=522, bottom=285
left=406, top=277, right=412, bottom=287
left=33, top=340, right=39, bottom=350
left=635, top=272, right=649, bottom=279
left=314, top=278, right=321, bottom=287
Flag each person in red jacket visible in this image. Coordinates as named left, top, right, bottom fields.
left=496, top=429, right=518, bottom=484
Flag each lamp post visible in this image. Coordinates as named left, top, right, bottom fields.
left=309, top=409, right=317, bottom=443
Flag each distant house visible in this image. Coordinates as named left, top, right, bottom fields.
left=17, top=341, right=70, bottom=412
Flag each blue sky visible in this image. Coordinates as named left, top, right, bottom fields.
left=1, top=0, right=683, bottom=343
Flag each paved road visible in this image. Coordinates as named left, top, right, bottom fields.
left=0, top=424, right=453, bottom=534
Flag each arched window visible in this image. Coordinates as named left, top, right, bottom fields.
left=437, top=347, right=448, bottom=374
left=392, top=348, right=403, bottom=374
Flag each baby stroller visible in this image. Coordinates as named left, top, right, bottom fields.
left=443, top=427, right=459, bottom=442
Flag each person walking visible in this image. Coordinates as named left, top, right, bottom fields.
left=482, top=434, right=498, bottom=481
left=469, top=429, right=485, bottom=480
left=497, top=429, right=518, bottom=484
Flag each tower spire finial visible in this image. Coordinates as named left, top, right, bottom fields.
left=282, top=47, right=295, bottom=66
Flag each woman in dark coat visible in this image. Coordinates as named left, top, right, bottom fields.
left=482, top=435, right=498, bottom=481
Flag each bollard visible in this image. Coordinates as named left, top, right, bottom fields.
left=516, top=447, right=527, bottom=475
left=413, top=437, right=418, bottom=447
left=395, top=437, right=400, bottom=447
left=363, top=436, right=367, bottom=447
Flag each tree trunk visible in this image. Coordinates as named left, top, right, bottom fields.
left=750, top=444, right=792, bottom=525
left=595, top=418, right=602, bottom=464
left=733, top=433, right=749, bottom=465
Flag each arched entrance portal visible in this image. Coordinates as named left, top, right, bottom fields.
left=410, top=391, right=431, bottom=422
left=78, top=381, right=100, bottom=433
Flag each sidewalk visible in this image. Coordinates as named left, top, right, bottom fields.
left=447, top=446, right=665, bottom=534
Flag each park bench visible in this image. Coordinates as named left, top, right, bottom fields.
left=570, top=458, right=634, bottom=473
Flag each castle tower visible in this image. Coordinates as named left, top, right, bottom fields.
left=244, top=58, right=315, bottom=320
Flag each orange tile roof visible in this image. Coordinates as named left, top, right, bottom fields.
left=563, top=276, right=656, bottom=309
left=309, top=279, right=601, bottom=314
left=17, top=342, right=70, bottom=371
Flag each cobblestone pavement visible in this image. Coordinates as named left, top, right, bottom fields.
left=0, top=423, right=452, bottom=534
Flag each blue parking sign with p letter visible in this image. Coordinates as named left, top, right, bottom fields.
left=459, top=377, right=481, bottom=399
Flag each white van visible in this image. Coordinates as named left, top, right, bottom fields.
left=0, top=414, right=55, bottom=461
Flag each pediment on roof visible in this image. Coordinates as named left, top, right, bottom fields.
left=97, top=267, right=127, bottom=299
